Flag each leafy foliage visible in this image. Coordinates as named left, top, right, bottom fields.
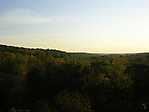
left=0, top=45, right=148, bottom=112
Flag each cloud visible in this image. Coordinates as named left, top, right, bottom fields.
left=0, top=8, right=80, bottom=36
left=0, top=8, right=80, bottom=25
left=0, top=8, right=51, bottom=24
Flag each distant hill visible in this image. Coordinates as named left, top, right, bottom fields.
left=1, top=44, right=149, bottom=65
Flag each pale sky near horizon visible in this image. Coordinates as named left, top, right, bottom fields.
left=0, top=0, right=149, bottom=53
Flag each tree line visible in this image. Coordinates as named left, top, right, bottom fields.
left=0, top=45, right=149, bottom=112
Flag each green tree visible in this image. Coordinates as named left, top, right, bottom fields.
left=55, top=90, right=93, bottom=112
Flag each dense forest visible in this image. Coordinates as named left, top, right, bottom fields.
left=0, top=44, right=149, bottom=112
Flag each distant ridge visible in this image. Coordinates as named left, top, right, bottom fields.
left=0, top=44, right=149, bottom=55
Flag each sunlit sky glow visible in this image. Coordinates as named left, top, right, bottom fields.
left=0, top=0, right=149, bottom=53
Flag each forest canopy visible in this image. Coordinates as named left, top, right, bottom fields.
left=0, top=44, right=149, bottom=112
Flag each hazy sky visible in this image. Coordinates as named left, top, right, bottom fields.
left=0, top=0, right=149, bottom=53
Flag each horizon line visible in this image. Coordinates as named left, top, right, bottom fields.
left=0, top=43, right=149, bottom=54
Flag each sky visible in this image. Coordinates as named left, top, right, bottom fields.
left=0, top=0, right=149, bottom=53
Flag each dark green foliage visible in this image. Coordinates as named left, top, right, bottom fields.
left=55, top=90, right=93, bottom=112
left=0, top=44, right=149, bottom=112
